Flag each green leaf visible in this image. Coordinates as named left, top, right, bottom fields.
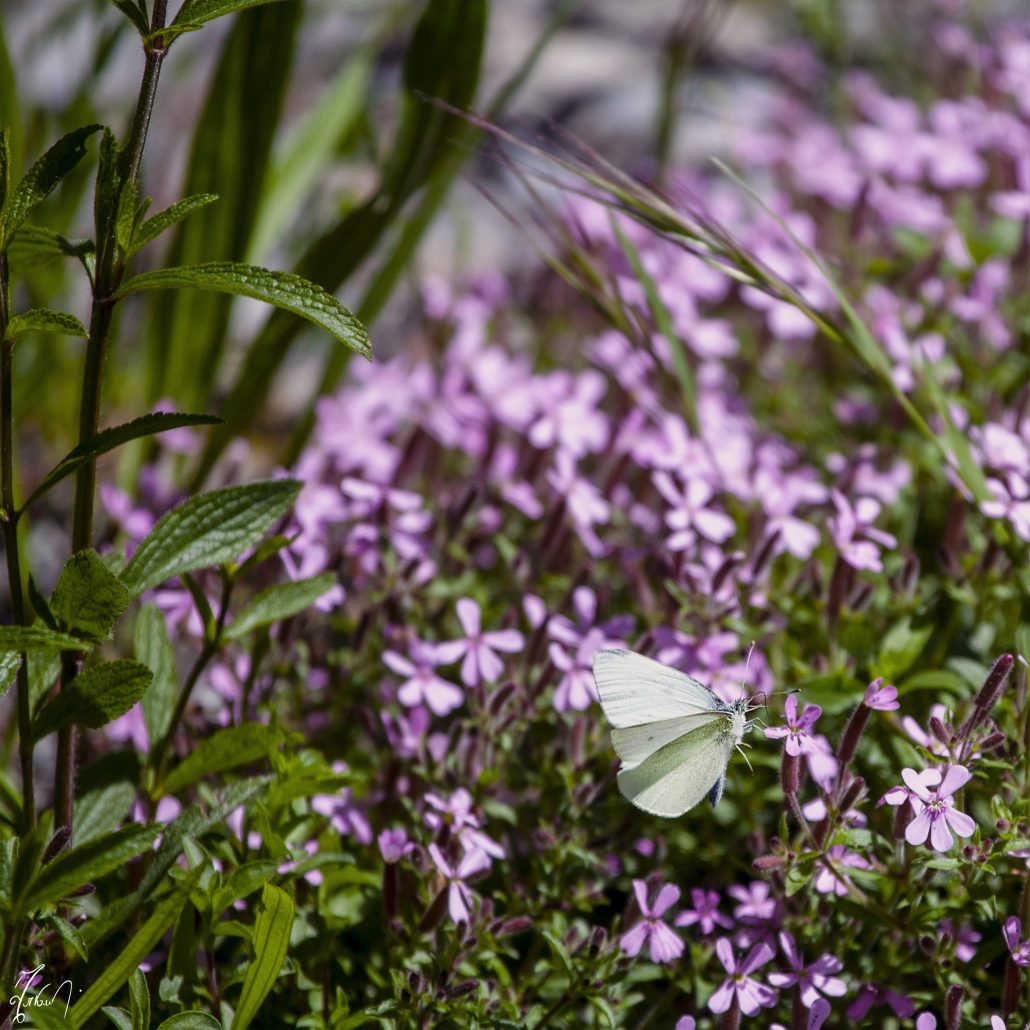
left=876, top=617, right=934, bottom=680
left=43, top=910, right=89, bottom=960
left=5, top=308, right=88, bottom=341
left=172, top=0, right=290, bottom=28
left=0, top=651, right=21, bottom=699
left=785, top=863, right=812, bottom=897
left=161, top=724, right=278, bottom=795
left=155, top=1015, right=222, bottom=1030
left=101, top=1009, right=133, bottom=1030
left=149, top=4, right=300, bottom=411
left=224, top=573, right=337, bottom=641
left=22, top=824, right=160, bottom=911
left=93, top=127, right=124, bottom=252
left=122, top=479, right=301, bottom=596
left=247, top=55, right=372, bottom=263
left=0, top=625, right=89, bottom=653
left=117, top=262, right=370, bottom=359
left=74, top=781, right=138, bottom=845
left=211, top=860, right=278, bottom=917
left=129, top=968, right=150, bottom=1030
left=1, top=124, right=102, bottom=246
left=68, top=869, right=202, bottom=1029
left=540, top=929, right=575, bottom=980
left=0, top=120, right=9, bottom=220
left=232, top=883, right=295, bottom=1030
left=130, top=193, right=219, bottom=255
left=106, top=0, right=151, bottom=36
left=136, top=603, right=177, bottom=745
left=32, top=660, right=153, bottom=742
left=7, top=225, right=94, bottom=270
left=51, top=550, right=131, bottom=642
left=23, top=413, right=222, bottom=511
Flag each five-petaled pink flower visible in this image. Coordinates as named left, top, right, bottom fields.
left=894, top=766, right=976, bottom=851
left=707, top=937, right=778, bottom=1016
left=828, top=489, right=897, bottom=572
left=428, top=844, right=490, bottom=924
left=619, top=880, right=684, bottom=964
left=767, top=932, right=846, bottom=1008
left=675, top=888, right=733, bottom=935
left=450, top=598, right=525, bottom=686
left=384, top=643, right=465, bottom=716
left=863, top=677, right=899, bottom=710
left=1004, top=916, right=1030, bottom=966
left=764, top=694, right=822, bottom=756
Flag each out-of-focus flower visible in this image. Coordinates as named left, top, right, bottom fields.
left=674, top=888, right=733, bottom=935
left=828, top=490, right=897, bottom=572
left=1004, top=916, right=1030, bottom=966
left=378, top=829, right=414, bottom=864
left=550, top=629, right=608, bottom=712
left=424, top=788, right=504, bottom=860
left=812, top=846, right=871, bottom=897
left=618, top=881, right=684, bottom=964
left=938, top=918, right=981, bottom=962
left=384, top=643, right=465, bottom=716
left=428, top=844, right=491, bottom=924
left=863, top=677, right=899, bottom=710
left=846, top=983, right=914, bottom=1020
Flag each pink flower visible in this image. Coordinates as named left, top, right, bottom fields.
left=828, top=490, right=897, bottom=572
left=847, top=983, right=914, bottom=1020
left=766, top=933, right=846, bottom=1008
left=423, top=788, right=504, bottom=860
left=707, top=937, right=778, bottom=1016
left=384, top=644, right=465, bottom=717
left=675, top=888, right=733, bottom=935
left=863, top=677, right=899, bottom=710
left=549, top=629, right=606, bottom=712
left=727, top=881, right=780, bottom=927
left=447, top=598, right=524, bottom=686
left=1004, top=916, right=1030, bottom=966
left=377, top=829, right=414, bottom=864
left=428, top=844, right=491, bottom=924
left=812, top=846, right=870, bottom=897
left=770, top=998, right=830, bottom=1030
left=764, top=694, right=822, bottom=757
left=654, top=471, right=736, bottom=552
left=896, top=766, right=976, bottom=851
left=619, top=880, right=684, bottom=964
left=938, top=918, right=981, bottom=963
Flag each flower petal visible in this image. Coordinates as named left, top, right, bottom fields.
left=938, top=764, right=971, bottom=797
left=706, top=981, right=735, bottom=1014
left=715, top=937, right=737, bottom=974
left=944, top=808, right=976, bottom=839
left=905, top=810, right=932, bottom=846
left=929, top=816, right=954, bottom=852
left=652, top=883, right=681, bottom=917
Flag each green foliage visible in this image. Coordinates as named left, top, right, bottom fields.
left=3, top=307, right=87, bottom=341
left=135, top=602, right=177, bottom=744
left=160, top=723, right=280, bottom=795
left=32, top=660, right=153, bottom=741
left=223, top=572, right=337, bottom=641
left=129, top=193, right=218, bottom=255
left=232, top=883, right=295, bottom=1030
left=0, top=625, right=91, bottom=653
left=121, top=479, right=301, bottom=595
left=50, top=550, right=130, bottom=642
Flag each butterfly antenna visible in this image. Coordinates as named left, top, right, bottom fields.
left=744, top=640, right=756, bottom=684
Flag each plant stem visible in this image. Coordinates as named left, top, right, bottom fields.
left=0, top=266, right=34, bottom=834
left=55, top=0, right=170, bottom=834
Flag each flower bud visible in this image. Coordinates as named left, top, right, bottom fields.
left=781, top=751, right=800, bottom=795
left=945, top=983, right=963, bottom=1029
left=753, top=854, right=785, bottom=871
left=969, top=653, right=1014, bottom=730
left=837, top=706, right=870, bottom=766
left=42, top=826, right=72, bottom=865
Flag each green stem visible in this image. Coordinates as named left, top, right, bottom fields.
left=0, top=277, right=34, bottom=834
left=55, top=0, right=170, bottom=834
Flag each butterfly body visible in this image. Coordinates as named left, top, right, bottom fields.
left=592, top=648, right=751, bottom=818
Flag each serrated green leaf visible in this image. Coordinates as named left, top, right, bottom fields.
left=23, top=413, right=222, bottom=511
left=129, top=968, right=149, bottom=1030
left=122, top=479, right=301, bottom=596
left=116, top=262, right=370, bottom=359
left=172, top=0, right=290, bottom=28
left=131, top=193, right=219, bottom=255
left=160, top=724, right=278, bottom=796
left=0, top=650, right=20, bottom=699
left=232, top=883, right=294, bottom=1030
left=69, top=868, right=202, bottom=1029
left=22, top=824, right=160, bottom=911
left=155, top=1014, right=221, bottom=1030
left=32, top=660, right=152, bottom=742
left=0, top=625, right=89, bottom=653
left=1, top=124, right=102, bottom=246
left=136, top=603, right=177, bottom=745
left=7, top=225, right=94, bottom=270
left=4, top=308, right=87, bottom=342
left=93, top=127, right=123, bottom=252
left=223, top=573, right=337, bottom=641
left=51, top=550, right=130, bottom=642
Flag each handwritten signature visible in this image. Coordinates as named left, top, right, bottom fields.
left=8, top=965, right=75, bottom=1025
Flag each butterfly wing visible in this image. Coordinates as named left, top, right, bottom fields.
left=592, top=648, right=724, bottom=729
left=611, top=713, right=725, bottom=767
left=616, top=717, right=736, bottom=818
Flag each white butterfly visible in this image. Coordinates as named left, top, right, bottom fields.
left=592, top=647, right=755, bottom=818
